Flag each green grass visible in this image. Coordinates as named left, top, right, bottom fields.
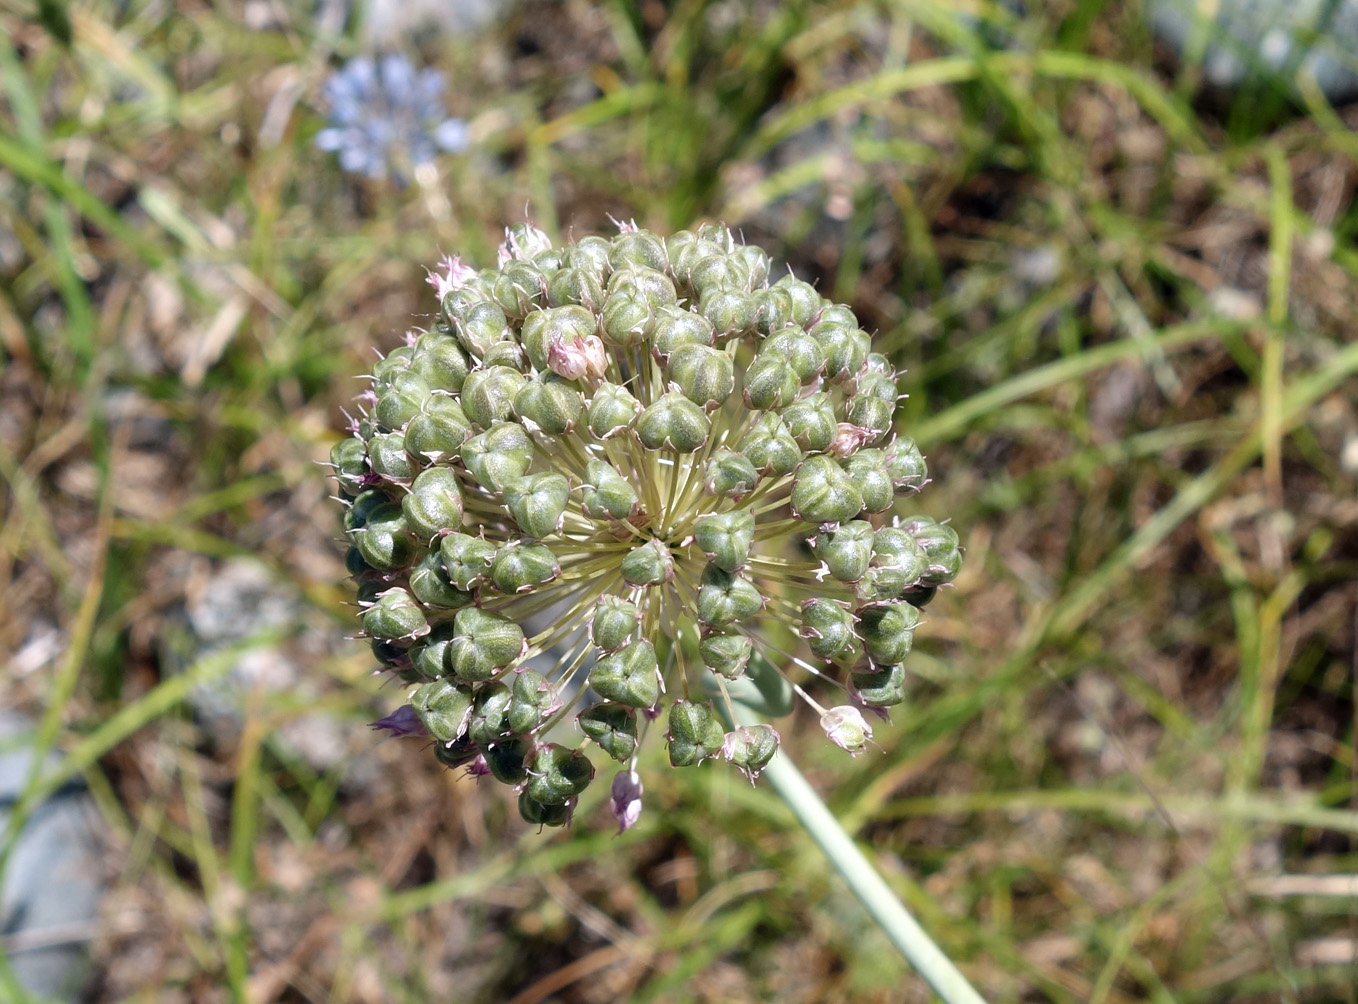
left=2, top=0, right=1358, bottom=1001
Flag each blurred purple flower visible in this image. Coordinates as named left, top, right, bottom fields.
left=315, top=54, right=469, bottom=181
left=609, top=769, right=643, bottom=835
left=369, top=704, right=428, bottom=737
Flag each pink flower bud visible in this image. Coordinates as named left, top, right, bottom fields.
left=609, top=769, right=643, bottom=835
left=820, top=705, right=872, bottom=756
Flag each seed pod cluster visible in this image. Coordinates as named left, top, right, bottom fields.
left=333, top=223, right=962, bottom=828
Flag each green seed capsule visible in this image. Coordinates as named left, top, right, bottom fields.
left=375, top=371, right=431, bottom=431
left=599, top=289, right=653, bottom=347
left=454, top=300, right=511, bottom=357
left=330, top=436, right=369, bottom=491
left=651, top=305, right=715, bottom=362
left=448, top=606, right=526, bottom=682
left=367, top=430, right=416, bottom=481
left=668, top=343, right=734, bottom=411
left=667, top=699, right=725, bottom=767
left=693, top=509, right=755, bottom=572
left=800, top=598, right=857, bottom=660
left=853, top=663, right=907, bottom=708
left=581, top=460, right=641, bottom=522
left=762, top=328, right=825, bottom=383
left=791, top=455, right=864, bottom=525
left=513, top=375, right=583, bottom=435
left=636, top=392, right=711, bottom=453
left=901, top=516, right=963, bottom=586
left=704, top=447, right=760, bottom=499
left=700, top=287, right=757, bottom=340
left=344, top=490, right=389, bottom=532
left=566, top=235, right=613, bottom=278
left=547, top=265, right=605, bottom=311
left=809, top=319, right=870, bottom=382
left=408, top=548, right=474, bottom=609
left=461, top=422, right=534, bottom=493
left=402, top=467, right=465, bottom=540
left=621, top=538, right=673, bottom=587
left=699, top=630, right=753, bottom=680
left=607, top=265, right=678, bottom=308
left=742, top=352, right=801, bottom=411
left=352, top=503, right=418, bottom=571
left=460, top=366, right=526, bottom=429
left=771, top=274, right=820, bottom=327
left=586, top=382, right=641, bottom=439
left=409, top=622, right=457, bottom=679
left=855, top=600, right=920, bottom=665
left=507, top=669, right=555, bottom=733
left=502, top=222, right=554, bottom=261
left=432, top=734, right=480, bottom=769
left=591, top=595, right=640, bottom=651
left=490, top=540, right=561, bottom=593
left=884, top=437, right=928, bottom=491
left=363, top=587, right=429, bottom=640
left=722, top=724, right=779, bottom=779
left=856, top=367, right=898, bottom=405
left=439, top=532, right=497, bottom=591
left=688, top=253, right=748, bottom=296
left=811, top=520, right=874, bottom=582
left=503, top=472, right=570, bottom=540
left=669, top=238, right=725, bottom=289
left=734, top=244, right=771, bottom=288
left=521, top=305, right=596, bottom=372
left=410, top=679, right=474, bottom=742
left=738, top=413, right=802, bottom=476
left=481, top=338, right=527, bottom=372
left=492, top=259, right=548, bottom=318
left=845, top=393, right=893, bottom=441
left=518, top=791, right=574, bottom=827
left=485, top=738, right=531, bottom=785
left=372, top=344, right=416, bottom=387
left=466, top=683, right=514, bottom=744
left=590, top=639, right=660, bottom=708
left=754, top=286, right=796, bottom=337
left=410, top=331, right=470, bottom=392
left=855, top=527, right=926, bottom=602
left=841, top=450, right=894, bottom=514
left=526, top=743, right=595, bottom=806
left=696, top=564, right=764, bottom=628
left=403, top=396, right=472, bottom=463
left=781, top=392, right=838, bottom=453
left=344, top=545, right=373, bottom=578
left=577, top=703, right=639, bottom=762
left=609, top=230, right=668, bottom=272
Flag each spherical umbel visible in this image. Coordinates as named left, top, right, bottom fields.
left=338, top=223, right=961, bottom=829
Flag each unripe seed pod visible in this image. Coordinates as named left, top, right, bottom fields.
left=439, top=532, right=496, bottom=590
left=853, top=663, right=907, bottom=708
left=699, top=630, right=753, bottom=680
left=371, top=636, right=408, bottom=670
left=481, top=337, right=528, bottom=372
left=694, top=509, right=755, bottom=572
left=607, top=265, right=678, bottom=309
left=408, top=548, right=474, bottom=609
left=781, top=392, right=838, bottom=452
left=855, top=600, right=920, bottom=665
left=821, top=705, right=871, bottom=755
left=507, top=669, right=554, bottom=733
left=809, top=320, right=870, bottom=382
left=409, top=622, right=456, bottom=679
left=345, top=490, right=389, bottom=532
left=513, top=376, right=583, bottom=435
left=375, top=371, right=431, bottom=431
left=372, top=344, right=416, bottom=386
left=800, top=598, right=857, bottom=660
left=500, top=222, right=553, bottom=262
left=668, top=343, right=734, bottom=411
left=521, top=305, right=596, bottom=372
left=667, top=699, right=725, bottom=767
left=352, top=503, right=417, bottom=571
left=330, top=437, right=368, bottom=492
left=578, top=703, right=639, bottom=762
left=855, top=526, right=926, bottom=602
left=402, top=467, right=465, bottom=539
left=581, top=460, right=641, bottom=522
left=763, top=328, right=825, bottom=383
left=734, top=244, right=771, bottom=289
left=526, top=743, right=595, bottom=806
left=547, top=265, right=605, bottom=311
left=841, top=450, right=894, bottom=514
left=817, top=304, right=858, bottom=328
left=367, top=430, right=416, bottom=481
left=411, top=331, right=470, bottom=392
left=403, top=396, right=472, bottom=463
left=900, top=516, right=963, bottom=586
left=669, top=238, right=725, bottom=289
left=363, top=587, right=429, bottom=640
left=518, top=791, right=573, bottom=827
left=490, top=540, right=561, bottom=593
left=410, top=679, right=474, bottom=742
left=449, top=607, right=526, bottom=681
left=754, top=286, right=796, bottom=337
left=439, top=285, right=484, bottom=330
left=532, top=247, right=565, bottom=275
left=344, top=545, right=373, bottom=578
left=636, top=392, right=710, bottom=453
left=565, top=235, right=613, bottom=278
left=697, top=564, right=764, bottom=627
left=704, top=447, right=760, bottom=498
left=722, top=724, right=779, bottom=779
left=460, top=366, right=526, bottom=429
left=592, top=595, right=640, bottom=651
left=466, top=683, right=514, bottom=744
left=492, top=259, right=547, bottom=318
left=791, top=455, right=864, bottom=525
left=771, top=274, right=820, bottom=328
left=700, top=287, right=757, bottom=339
left=884, top=437, right=928, bottom=491
left=599, top=290, right=653, bottom=346
left=454, top=300, right=511, bottom=358
left=485, top=738, right=531, bottom=785
left=742, top=352, right=801, bottom=411
left=502, top=472, right=570, bottom=540
left=461, top=422, right=534, bottom=493
left=432, top=734, right=479, bottom=769
left=651, top=305, right=715, bottom=362
left=738, top=414, right=802, bottom=476
left=609, top=230, right=668, bottom=272
left=845, top=393, right=893, bottom=441
left=689, top=253, right=748, bottom=297
left=586, top=382, right=641, bottom=439
left=590, top=638, right=660, bottom=708
left=900, top=584, right=939, bottom=609
left=621, top=538, right=674, bottom=587
left=856, top=367, right=898, bottom=405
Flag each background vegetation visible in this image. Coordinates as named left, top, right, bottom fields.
left=3, top=0, right=1358, bottom=1001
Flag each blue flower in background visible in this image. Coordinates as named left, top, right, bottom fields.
left=315, top=54, right=469, bottom=181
